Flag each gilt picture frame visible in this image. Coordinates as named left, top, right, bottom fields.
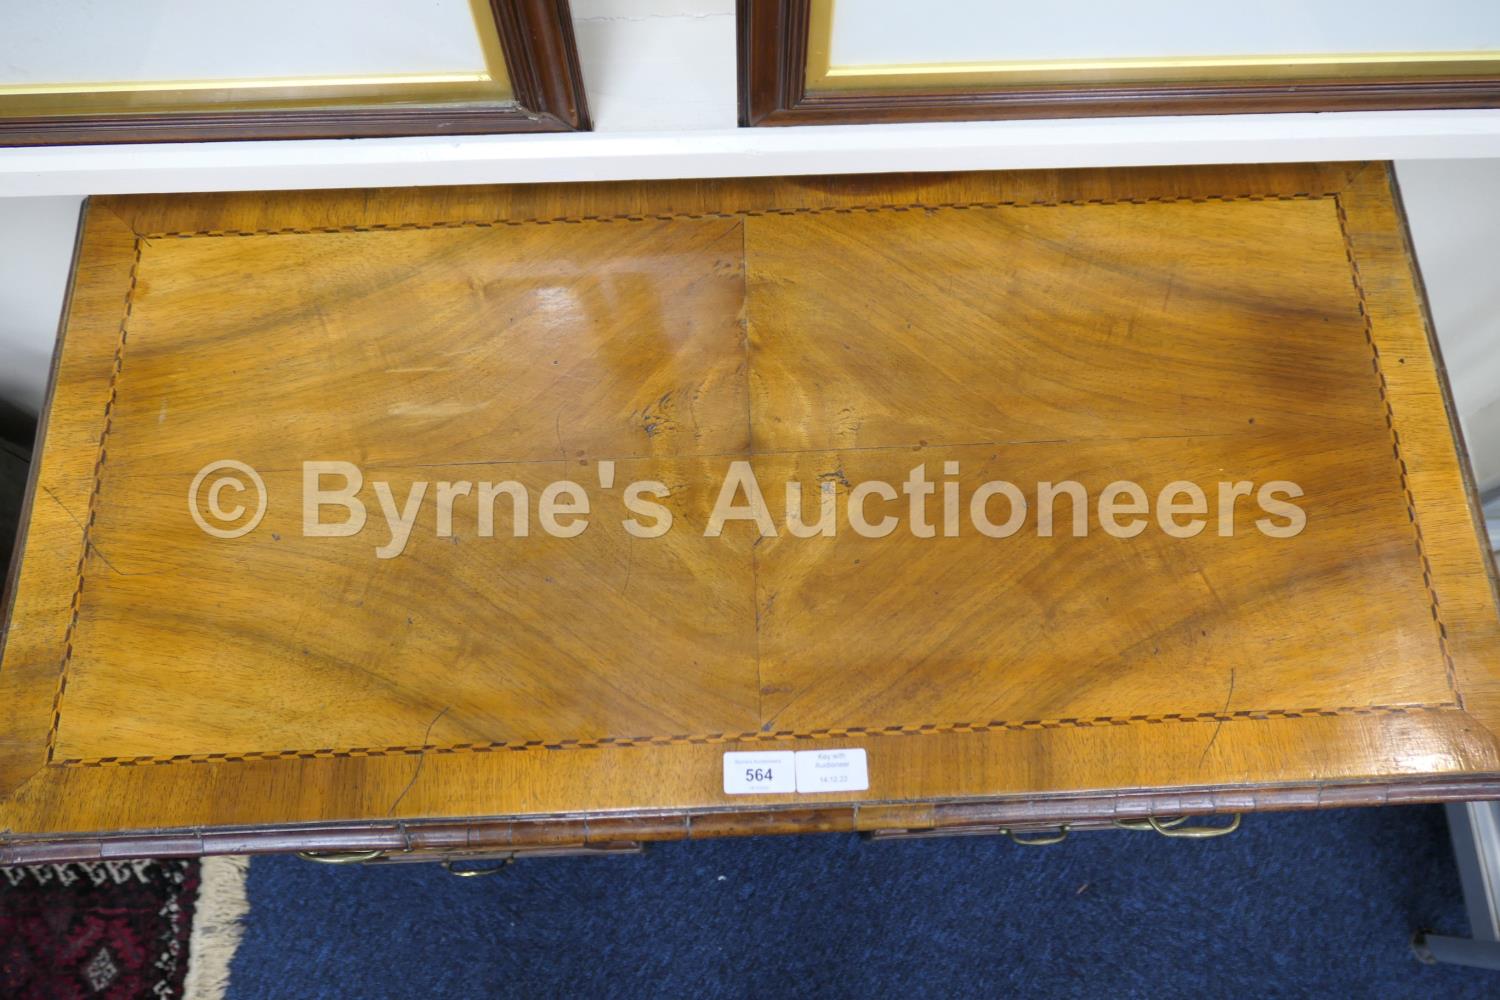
left=740, top=0, right=1500, bottom=125
left=0, top=0, right=589, bottom=146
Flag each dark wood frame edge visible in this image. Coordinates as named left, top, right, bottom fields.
left=738, top=0, right=1500, bottom=126
left=5, top=774, right=1500, bottom=864
left=0, top=0, right=590, bottom=147
left=491, top=0, right=591, bottom=133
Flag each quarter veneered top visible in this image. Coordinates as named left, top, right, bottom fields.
left=2, top=163, right=1498, bottom=853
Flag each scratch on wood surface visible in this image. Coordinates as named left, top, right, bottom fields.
left=388, top=706, right=451, bottom=815
left=41, top=485, right=139, bottom=578
left=1200, top=666, right=1236, bottom=767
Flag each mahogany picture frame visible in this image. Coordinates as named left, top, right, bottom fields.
left=738, top=0, right=1500, bottom=126
left=0, top=0, right=590, bottom=146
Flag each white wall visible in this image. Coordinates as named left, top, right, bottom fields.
left=1398, top=161, right=1500, bottom=498
left=3, top=0, right=496, bottom=86
left=829, top=0, right=1500, bottom=67
left=570, top=0, right=735, bottom=132
left=0, top=195, right=81, bottom=414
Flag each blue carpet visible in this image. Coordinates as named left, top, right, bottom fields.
left=228, top=806, right=1495, bottom=998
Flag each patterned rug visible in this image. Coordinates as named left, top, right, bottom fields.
left=1, top=859, right=197, bottom=999
left=0, top=857, right=246, bottom=1000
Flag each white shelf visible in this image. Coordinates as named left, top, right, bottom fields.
left=5, top=112, right=1500, bottom=198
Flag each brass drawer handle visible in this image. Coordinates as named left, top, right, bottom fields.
left=296, top=849, right=386, bottom=865
left=1148, top=813, right=1241, bottom=838
left=1112, top=815, right=1188, bottom=832
left=443, top=858, right=514, bottom=877
left=1112, top=814, right=1241, bottom=838
left=1006, top=826, right=1069, bottom=846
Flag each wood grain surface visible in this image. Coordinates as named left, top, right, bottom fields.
left=3, top=163, right=1499, bottom=860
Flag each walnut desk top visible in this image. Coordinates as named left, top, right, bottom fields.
left=3, top=163, right=1499, bottom=863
